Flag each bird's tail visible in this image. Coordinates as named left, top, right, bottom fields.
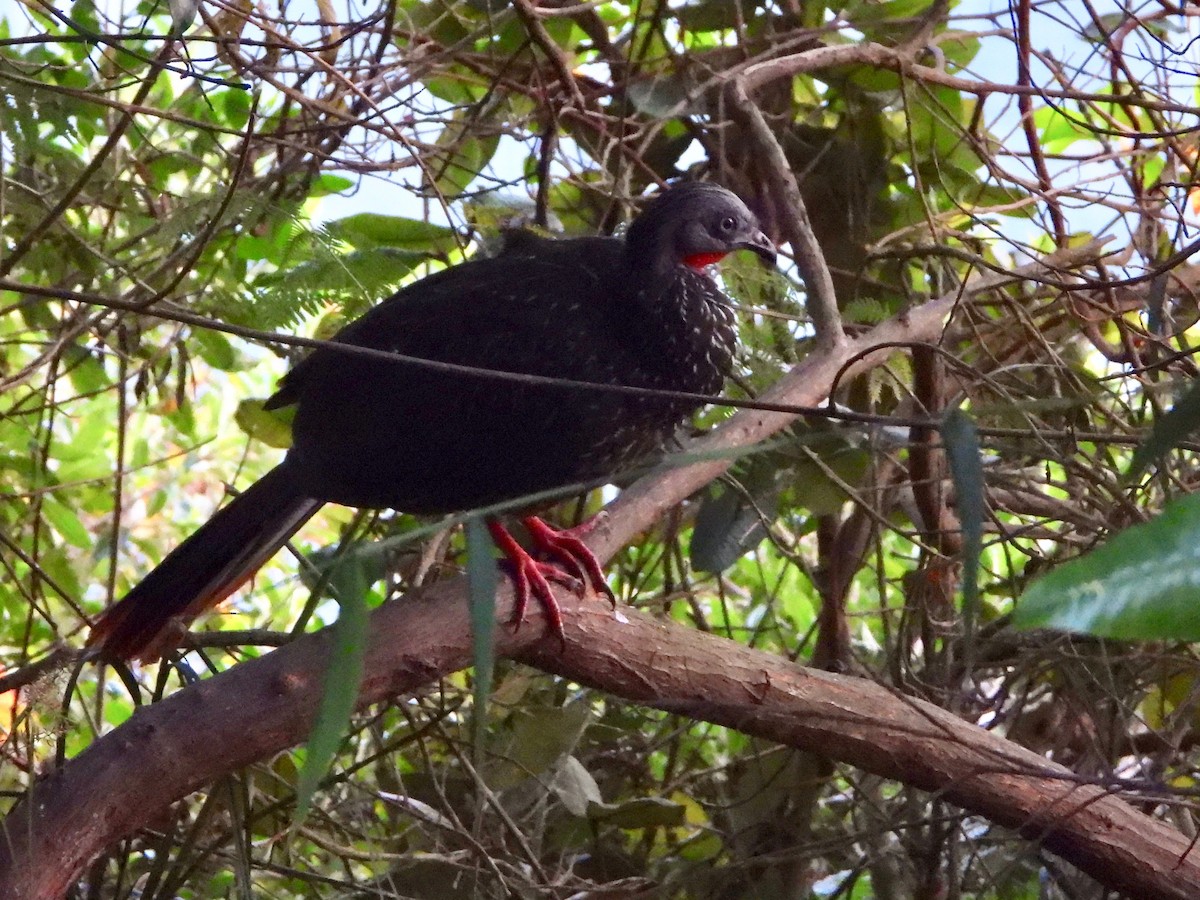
left=88, top=462, right=323, bottom=662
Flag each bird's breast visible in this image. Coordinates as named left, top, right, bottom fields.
left=644, top=272, right=737, bottom=395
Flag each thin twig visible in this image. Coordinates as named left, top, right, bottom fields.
left=722, top=78, right=844, bottom=346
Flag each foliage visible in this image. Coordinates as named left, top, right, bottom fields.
left=1014, top=492, right=1200, bottom=640
left=3, top=0, right=1200, bottom=897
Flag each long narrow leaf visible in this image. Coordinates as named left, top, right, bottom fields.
left=466, top=516, right=497, bottom=765
left=942, top=408, right=984, bottom=649
left=293, top=556, right=369, bottom=825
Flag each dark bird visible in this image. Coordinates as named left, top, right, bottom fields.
left=88, top=182, right=776, bottom=661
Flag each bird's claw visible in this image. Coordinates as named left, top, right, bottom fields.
left=487, top=516, right=615, bottom=647
left=522, top=515, right=617, bottom=609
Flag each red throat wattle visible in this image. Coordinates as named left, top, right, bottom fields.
left=683, top=251, right=727, bottom=270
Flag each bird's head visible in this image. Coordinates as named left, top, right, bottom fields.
left=626, top=182, right=776, bottom=275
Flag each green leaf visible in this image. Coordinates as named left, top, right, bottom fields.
left=909, top=86, right=972, bottom=166
left=1127, top=377, right=1200, bottom=479
left=843, top=297, right=891, bottom=324
left=466, top=515, right=497, bottom=765
left=65, top=348, right=107, bottom=395
left=40, top=545, right=82, bottom=602
left=193, top=329, right=237, bottom=370
left=690, top=483, right=769, bottom=574
left=57, top=410, right=110, bottom=461
left=260, top=247, right=427, bottom=298
left=942, top=408, right=983, bottom=643
left=587, top=796, right=687, bottom=828
left=1033, top=104, right=1093, bottom=154
left=1139, top=154, right=1166, bottom=190
left=400, top=0, right=472, bottom=45
left=1013, top=492, right=1200, bottom=640
left=841, top=64, right=903, bottom=94
left=234, top=233, right=273, bottom=261
left=424, top=109, right=500, bottom=200
left=218, top=88, right=252, bottom=129
left=309, top=173, right=354, bottom=198
left=43, top=498, right=92, bottom=549
left=937, top=31, right=981, bottom=69
left=786, top=436, right=871, bottom=517
left=234, top=399, right=294, bottom=449
left=323, top=213, right=456, bottom=251
left=851, top=0, right=936, bottom=22
left=293, top=553, right=369, bottom=825
left=70, top=0, right=101, bottom=33
left=423, top=74, right=485, bottom=106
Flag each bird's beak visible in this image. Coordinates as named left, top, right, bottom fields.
left=737, top=231, right=777, bottom=266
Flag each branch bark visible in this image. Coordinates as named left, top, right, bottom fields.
left=722, top=78, right=844, bottom=345
left=4, top=572, right=1198, bottom=897
left=4, top=242, right=1163, bottom=899
left=737, top=40, right=1198, bottom=117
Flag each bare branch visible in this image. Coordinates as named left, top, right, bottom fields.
left=723, top=78, right=844, bottom=346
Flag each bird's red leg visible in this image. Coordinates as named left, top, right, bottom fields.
left=486, top=520, right=579, bottom=639
left=521, top=515, right=617, bottom=609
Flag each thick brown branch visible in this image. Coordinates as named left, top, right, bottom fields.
left=518, top=605, right=1200, bottom=900
left=0, top=244, right=1136, bottom=898
left=3, top=573, right=1198, bottom=897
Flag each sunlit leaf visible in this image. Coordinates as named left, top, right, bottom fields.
left=310, top=173, right=354, bottom=197
left=235, top=399, right=294, bottom=449
left=323, top=213, right=456, bottom=251
left=1014, top=492, right=1200, bottom=640
left=43, top=498, right=91, bottom=549
left=1034, top=104, right=1095, bottom=153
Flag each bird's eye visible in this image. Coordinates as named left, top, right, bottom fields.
left=719, top=216, right=737, bottom=232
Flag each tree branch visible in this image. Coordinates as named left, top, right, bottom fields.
left=3, top=571, right=1198, bottom=897
left=738, top=40, right=1197, bottom=118
left=0, top=243, right=1140, bottom=898
left=722, top=77, right=844, bottom=346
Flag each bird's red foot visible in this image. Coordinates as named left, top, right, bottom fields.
left=486, top=516, right=615, bottom=643
left=521, top=515, right=616, bottom=610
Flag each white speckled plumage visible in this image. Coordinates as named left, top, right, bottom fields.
left=266, top=182, right=773, bottom=513
left=88, top=183, right=775, bottom=662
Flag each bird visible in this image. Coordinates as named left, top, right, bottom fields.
left=87, top=182, right=777, bottom=662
